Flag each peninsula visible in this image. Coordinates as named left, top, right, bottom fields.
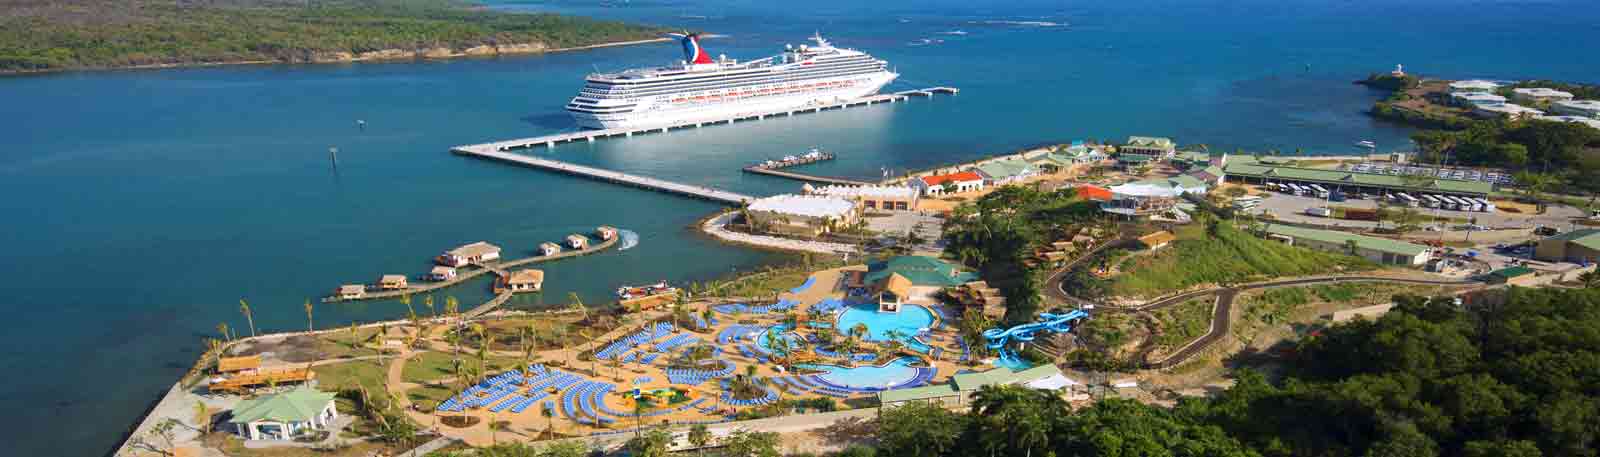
left=0, top=0, right=676, bottom=73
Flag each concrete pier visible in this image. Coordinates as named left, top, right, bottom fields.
left=452, top=148, right=754, bottom=205
left=449, top=87, right=958, bottom=154
left=741, top=167, right=876, bottom=186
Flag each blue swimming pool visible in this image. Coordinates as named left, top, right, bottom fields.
left=835, top=304, right=935, bottom=342
left=799, top=357, right=922, bottom=389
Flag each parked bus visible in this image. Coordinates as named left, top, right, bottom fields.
left=1397, top=193, right=1420, bottom=207
left=1309, top=184, right=1329, bottom=198
left=1475, top=198, right=1496, bottom=212
left=1421, top=194, right=1440, bottom=208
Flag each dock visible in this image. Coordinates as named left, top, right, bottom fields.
left=741, top=167, right=877, bottom=186
left=322, top=235, right=620, bottom=303
left=448, top=87, right=958, bottom=153
left=454, top=148, right=754, bottom=205
left=747, top=150, right=835, bottom=170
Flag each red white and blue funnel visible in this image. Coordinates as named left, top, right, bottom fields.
left=674, top=33, right=715, bottom=65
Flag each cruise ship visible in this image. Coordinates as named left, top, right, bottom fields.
left=566, top=33, right=898, bottom=130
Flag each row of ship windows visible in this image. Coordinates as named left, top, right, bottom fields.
left=572, top=72, right=878, bottom=106
left=568, top=81, right=862, bottom=114
left=582, top=58, right=882, bottom=93
left=580, top=65, right=886, bottom=98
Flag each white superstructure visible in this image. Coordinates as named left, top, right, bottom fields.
left=567, top=33, right=898, bottom=129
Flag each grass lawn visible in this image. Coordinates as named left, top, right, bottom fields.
left=1109, top=222, right=1374, bottom=298
left=312, top=359, right=387, bottom=395
left=713, top=265, right=818, bottom=299
left=1151, top=298, right=1214, bottom=352
left=403, top=350, right=529, bottom=384
left=316, top=327, right=384, bottom=359
left=205, top=432, right=403, bottom=456
left=406, top=384, right=455, bottom=411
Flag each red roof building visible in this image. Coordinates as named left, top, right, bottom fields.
left=921, top=172, right=984, bottom=187
left=1076, top=184, right=1114, bottom=201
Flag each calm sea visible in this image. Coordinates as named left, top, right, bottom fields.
left=1, top=0, right=1595, bottom=455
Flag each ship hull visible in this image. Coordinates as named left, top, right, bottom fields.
left=569, top=72, right=897, bottom=130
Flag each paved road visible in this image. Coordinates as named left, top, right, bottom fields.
left=1046, top=251, right=1482, bottom=368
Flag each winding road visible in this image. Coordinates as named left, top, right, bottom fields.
left=1043, top=241, right=1482, bottom=369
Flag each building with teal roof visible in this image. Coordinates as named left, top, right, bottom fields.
left=878, top=364, right=1069, bottom=408
left=861, top=255, right=978, bottom=287
left=227, top=386, right=339, bottom=441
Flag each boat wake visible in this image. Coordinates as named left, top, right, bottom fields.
left=618, top=229, right=640, bottom=250
left=971, top=20, right=1067, bottom=27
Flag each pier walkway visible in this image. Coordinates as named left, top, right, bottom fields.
left=322, top=235, right=619, bottom=303
left=453, top=148, right=754, bottom=205
left=448, top=87, right=958, bottom=154
left=741, top=166, right=877, bottom=186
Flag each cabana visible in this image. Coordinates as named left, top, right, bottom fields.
left=227, top=386, right=338, bottom=441
left=566, top=234, right=589, bottom=250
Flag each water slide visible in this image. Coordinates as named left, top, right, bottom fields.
left=982, top=310, right=1089, bottom=367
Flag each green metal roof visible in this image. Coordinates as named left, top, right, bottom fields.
left=1136, top=174, right=1209, bottom=191
left=878, top=384, right=959, bottom=403
left=878, top=365, right=1065, bottom=403
left=1263, top=224, right=1429, bottom=257
left=1489, top=266, right=1536, bottom=279
left=863, top=256, right=977, bottom=287
left=1224, top=162, right=1493, bottom=196
left=228, top=386, right=336, bottom=424
left=1175, top=151, right=1211, bottom=163
left=975, top=159, right=1036, bottom=179
left=1118, top=153, right=1157, bottom=163
left=1546, top=229, right=1600, bottom=251
left=951, top=364, right=1061, bottom=390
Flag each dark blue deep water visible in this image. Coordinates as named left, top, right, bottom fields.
left=1, top=0, right=1596, bottom=455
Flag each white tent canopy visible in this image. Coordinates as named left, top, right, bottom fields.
left=1109, top=183, right=1184, bottom=198
left=1023, top=373, right=1078, bottom=390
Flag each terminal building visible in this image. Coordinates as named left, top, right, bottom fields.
left=1535, top=229, right=1600, bottom=263
left=802, top=183, right=920, bottom=211
left=1262, top=224, right=1433, bottom=266
left=744, top=194, right=860, bottom=236
left=1222, top=156, right=1493, bottom=199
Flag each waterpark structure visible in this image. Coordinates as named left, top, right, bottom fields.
left=983, top=310, right=1089, bottom=366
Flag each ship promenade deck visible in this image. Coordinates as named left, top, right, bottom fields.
left=449, top=87, right=957, bottom=153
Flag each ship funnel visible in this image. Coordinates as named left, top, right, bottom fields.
left=677, top=33, right=715, bottom=65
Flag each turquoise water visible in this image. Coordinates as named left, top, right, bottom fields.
left=800, top=357, right=921, bottom=389
left=4, top=0, right=1600, bottom=455
left=836, top=304, right=935, bottom=342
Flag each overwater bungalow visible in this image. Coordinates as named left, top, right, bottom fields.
left=566, top=234, right=588, bottom=250
left=336, top=284, right=366, bottom=300
left=428, top=266, right=457, bottom=281
left=378, top=274, right=408, bottom=290
left=504, top=269, right=545, bottom=293
left=539, top=242, right=562, bottom=256
left=596, top=225, right=618, bottom=240
left=437, top=241, right=502, bottom=267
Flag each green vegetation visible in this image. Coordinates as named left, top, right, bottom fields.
left=942, top=185, right=1103, bottom=323
left=1150, top=297, right=1214, bottom=352
left=1358, top=72, right=1420, bottom=92
left=860, top=287, right=1600, bottom=457
left=0, top=0, right=672, bottom=72
left=312, top=360, right=387, bottom=394
left=1107, top=219, right=1374, bottom=298
left=1500, top=80, right=1600, bottom=100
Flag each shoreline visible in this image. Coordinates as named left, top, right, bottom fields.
left=0, top=37, right=677, bottom=77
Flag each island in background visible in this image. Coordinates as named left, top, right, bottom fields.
left=0, top=0, right=678, bottom=73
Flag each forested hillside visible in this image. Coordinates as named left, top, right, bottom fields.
left=0, top=0, right=672, bottom=72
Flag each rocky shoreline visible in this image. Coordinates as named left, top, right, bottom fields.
left=0, top=37, right=673, bottom=76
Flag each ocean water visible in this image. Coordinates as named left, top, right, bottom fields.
left=2, top=0, right=1598, bottom=455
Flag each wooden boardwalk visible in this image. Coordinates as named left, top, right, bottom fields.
left=448, top=86, right=958, bottom=154
left=322, top=235, right=619, bottom=303
left=453, top=148, right=755, bottom=205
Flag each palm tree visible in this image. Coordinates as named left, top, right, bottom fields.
left=632, top=395, right=655, bottom=436
left=193, top=400, right=211, bottom=436
left=444, top=296, right=460, bottom=318
left=520, top=327, right=535, bottom=368
left=850, top=323, right=869, bottom=342
left=303, top=299, right=314, bottom=333
left=216, top=323, right=231, bottom=343
left=239, top=299, right=257, bottom=338
left=1579, top=270, right=1600, bottom=289
left=569, top=292, right=588, bottom=322
left=688, top=423, right=712, bottom=456
left=424, top=294, right=435, bottom=318
left=1345, top=239, right=1360, bottom=256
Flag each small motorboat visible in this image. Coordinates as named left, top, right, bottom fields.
left=617, top=280, right=676, bottom=300
left=1356, top=140, right=1377, bottom=149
